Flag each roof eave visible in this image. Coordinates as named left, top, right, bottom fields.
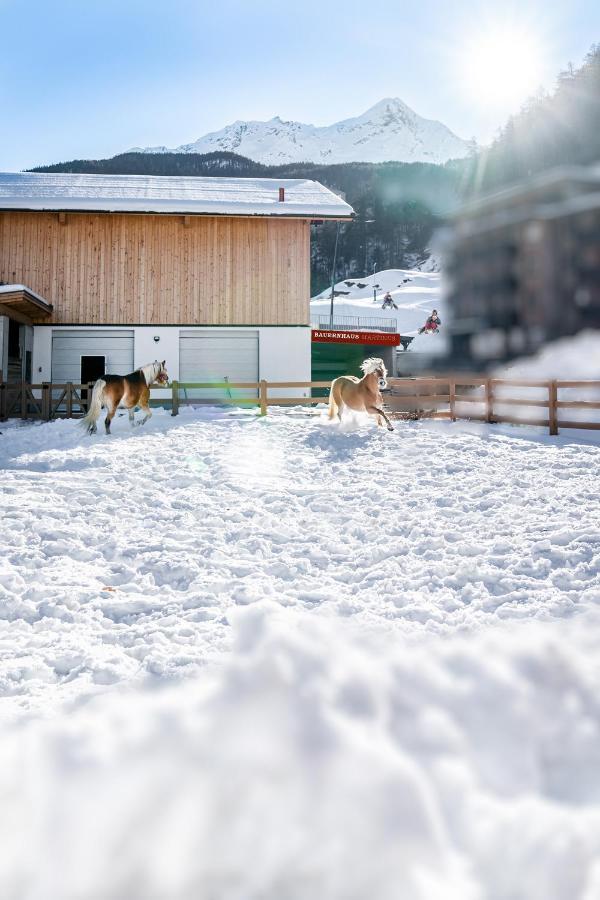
left=0, top=205, right=354, bottom=220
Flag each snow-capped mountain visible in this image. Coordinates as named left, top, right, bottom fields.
left=131, top=99, right=472, bottom=165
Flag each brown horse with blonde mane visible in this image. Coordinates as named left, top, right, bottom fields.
left=81, top=360, right=169, bottom=435
left=328, top=357, right=394, bottom=431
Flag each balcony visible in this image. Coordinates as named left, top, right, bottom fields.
left=310, top=315, right=398, bottom=334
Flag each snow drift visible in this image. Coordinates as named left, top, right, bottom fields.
left=3, top=602, right=600, bottom=900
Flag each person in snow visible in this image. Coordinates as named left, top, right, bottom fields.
left=381, top=291, right=398, bottom=310
left=419, top=309, right=441, bottom=334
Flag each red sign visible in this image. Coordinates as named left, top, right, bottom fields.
left=311, top=329, right=401, bottom=346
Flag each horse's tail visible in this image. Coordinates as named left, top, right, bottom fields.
left=80, top=379, right=106, bottom=434
left=328, top=378, right=340, bottom=420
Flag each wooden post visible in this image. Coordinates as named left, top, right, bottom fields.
left=66, top=383, right=73, bottom=418
left=449, top=378, right=456, bottom=422
left=171, top=380, right=179, bottom=416
left=42, top=382, right=50, bottom=421
left=0, top=381, right=5, bottom=421
left=259, top=379, right=268, bottom=416
left=20, top=382, right=27, bottom=419
left=548, top=379, right=558, bottom=435
left=485, top=378, right=494, bottom=424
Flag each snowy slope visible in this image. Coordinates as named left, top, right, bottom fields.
left=2, top=410, right=600, bottom=898
left=132, top=98, right=471, bottom=165
left=311, top=267, right=448, bottom=354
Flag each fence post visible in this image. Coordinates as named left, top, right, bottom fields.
left=548, top=379, right=558, bottom=435
left=66, top=382, right=73, bottom=418
left=485, top=378, right=494, bottom=424
left=20, top=382, right=27, bottom=419
left=259, top=380, right=268, bottom=416
left=449, top=378, right=456, bottom=422
left=171, top=380, right=179, bottom=416
left=42, top=382, right=50, bottom=421
left=0, top=381, right=5, bottom=422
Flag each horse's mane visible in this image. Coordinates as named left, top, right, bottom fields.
left=139, top=361, right=161, bottom=384
left=360, top=357, right=386, bottom=376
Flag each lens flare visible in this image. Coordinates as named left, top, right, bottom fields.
left=460, top=23, right=545, bottom=109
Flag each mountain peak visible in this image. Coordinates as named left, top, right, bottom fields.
left=131, top=101, right=470, bottom=166
left=363, top=97, right=412, bottom=114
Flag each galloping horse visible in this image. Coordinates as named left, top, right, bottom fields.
left=81, top=360, right=169, bottom=435
left=328, top=357, right=394, bottom=431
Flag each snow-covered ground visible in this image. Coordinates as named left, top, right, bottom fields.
left=2, top=406, right=600, bottom=898
left=311, top=268, right=448, bottom=355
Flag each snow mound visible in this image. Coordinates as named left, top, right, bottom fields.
left=498, top=330, right=600, bottom=380
left=3, top=602, right=600, bottom=900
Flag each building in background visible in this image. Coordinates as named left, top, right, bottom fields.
left=445, top=164, right=600, bottom=366
left=0, top=172, right=353, bottom=394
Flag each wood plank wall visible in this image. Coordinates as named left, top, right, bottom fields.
left=0, top=212, right=311, bottom=325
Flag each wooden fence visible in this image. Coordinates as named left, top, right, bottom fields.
left=0, top=382, right=92, bottom=421
left=385, top=376, right=600, bottom=434
left=2, top=377, right=600, bottom=436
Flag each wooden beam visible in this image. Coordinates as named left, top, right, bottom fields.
left=58, top=212, right=67, bottom=225
left=0, top=302, right=32, bottom=325
left=183, top=216, right=191, bottom=227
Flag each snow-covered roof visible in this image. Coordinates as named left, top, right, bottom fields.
left=0, top=172, right=354, bottom=219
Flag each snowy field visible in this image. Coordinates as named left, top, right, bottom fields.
left=2, top=405, right=600, bottom=898
left=311, top=267, right=449, bottom=355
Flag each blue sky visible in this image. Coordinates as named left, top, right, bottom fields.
left=1, top=0, right=597, bottom=170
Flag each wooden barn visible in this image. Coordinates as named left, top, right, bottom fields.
left=0, top=172, right=353, bottom=392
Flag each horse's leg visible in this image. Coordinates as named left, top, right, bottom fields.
left=104, top=401, right=116, bottom=434
left=104, top=385, right=121, bottom=434
left=138, top=387, right=152, bottom=426
left=129, top=408, right=135, bottom=427
left=334, top=382, right=345, bottom=423
left=367, top=404, right=394, bottom=431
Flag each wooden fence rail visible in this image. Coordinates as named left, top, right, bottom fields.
left=1, top=377, right=600, bottom=436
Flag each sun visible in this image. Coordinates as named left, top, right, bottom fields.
left=460, top=23, right=545, bottom=108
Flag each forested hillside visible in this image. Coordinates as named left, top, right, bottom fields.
left=458, top=43, right=600, bottom=194
left=32, top=155, right=463, bottom=294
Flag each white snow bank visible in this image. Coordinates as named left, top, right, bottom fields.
left=497, top=330, right=600, bottom=380
left=3, top=601, right=600, bottom=900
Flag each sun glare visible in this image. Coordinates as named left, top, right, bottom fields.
left=461, top=24, right=545, bottom=109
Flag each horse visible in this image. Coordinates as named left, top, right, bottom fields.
left=81, top=360, right=169, bottom=435
left=328, top=357, right=394, bottom=431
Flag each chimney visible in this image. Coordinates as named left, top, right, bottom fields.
left=278, top=187, right=285, bottom=202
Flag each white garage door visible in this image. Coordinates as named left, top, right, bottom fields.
left=179, top=330, right=259, bottom=400
left=51, top=330, right=135, bottom=383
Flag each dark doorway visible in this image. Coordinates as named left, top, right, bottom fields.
left=7, top=319, right=21, bottom=382
left=81, top=355, right=106, bottom=384
left=81, top=356, right=105, bottom=403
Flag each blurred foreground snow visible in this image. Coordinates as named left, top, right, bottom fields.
left=3, top=602, right=600, bottom=900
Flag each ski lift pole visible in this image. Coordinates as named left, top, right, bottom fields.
left=329, top=220, right=341, bottom=328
